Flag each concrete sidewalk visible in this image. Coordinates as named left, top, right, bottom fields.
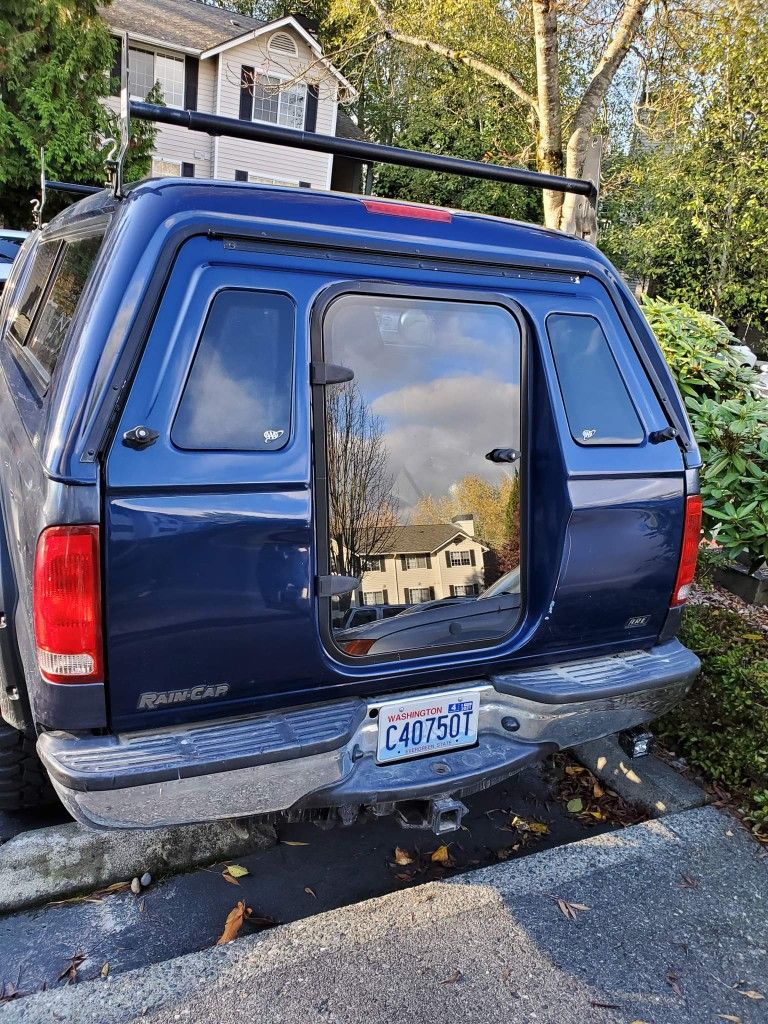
left=5, top=804, right=766, bottom=1024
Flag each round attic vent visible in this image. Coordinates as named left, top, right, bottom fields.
left=268, top=31, right=298, bottom=56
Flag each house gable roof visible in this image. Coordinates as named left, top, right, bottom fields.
left=101, top=0, right=265, bottom=53
left=199, top=16, right=357, bottom=97
left=364, top=524, right=487, bottom=556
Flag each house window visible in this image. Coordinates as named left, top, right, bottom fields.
left=404, top=554, right=429, bottom=570
left=449, top=550, right=473, bottom=567
left=181, top=162, right=195, bottom=178
left=251, top=73, right=306, bottom=129
left=129, top=47, right=184, bottom=108
left=235, top=170, right=248, bottom=182
left=361, top=555, right=385, bottom=572
left=450, top=584, right=478, bottom=597
left=363, top=591, right=384, bottom=605
left=407, top=587, right=433, bottom=604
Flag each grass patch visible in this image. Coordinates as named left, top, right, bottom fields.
left=658, top=604, right=768, bottom=835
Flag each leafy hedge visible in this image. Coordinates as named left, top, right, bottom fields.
left=643, top=296, right=768, bottom=572
left=659, top=604, right=768, bottom=833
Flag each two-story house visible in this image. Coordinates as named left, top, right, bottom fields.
left=101, top=0, right=365, bottom=191
left=355, top=516, right=488, bottom=606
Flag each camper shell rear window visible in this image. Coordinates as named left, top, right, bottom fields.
left=546, top=312, right=644, bottom=446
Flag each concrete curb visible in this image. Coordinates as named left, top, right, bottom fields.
left=573, top=735, right=711, bottom=816
left=0, top=805, right=751, bottom=1024
left=0, top=817, right=276, bottom=914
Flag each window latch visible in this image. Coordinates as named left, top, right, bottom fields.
left=485, top=448, right=520, bottom=464
left=311, top=362, right=355, bottom=386
left=122, top=425, right=159, bottom=450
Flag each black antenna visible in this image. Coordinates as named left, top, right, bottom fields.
left=46, top=181, right=101, bottom=197
left=129, top=101, right=596, bottom=201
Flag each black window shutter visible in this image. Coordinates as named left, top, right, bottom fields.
left=305, top=84, right=319, bottom=131
left=429, top=586, right=435, bottom=601
left=184, top=55, right=199, bottom=111
left=383, top=589, right=389, bottom=604
left=235, top=169, right=248, bottom=182
left=239, top=65, right=254, bottom=120
left=404, top=588, right=410, bottom=604
left=445, top=550, right=451, bottom=568
left=181, top=162, right=195, bottom=178
left=469, top=549, right=476, bottom=566
left=110, top=37, right=122, bottom=96
left=449, top=585, right=455, bottom=597
left=401, top=555, right=407, bottom=571
left=425, top=554, right=432, bottom=569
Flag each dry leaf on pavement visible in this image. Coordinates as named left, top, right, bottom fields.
left=566, top=798, right=583, bottom=813
left=216, top=901, right=252, bottom=945
left=679, top=873, right=699, bottom=889
left=441, top=970, right=462, bottom=984
left=666, top=970, right=683, bottom=997
left=549, top=895, right=590, bottom=921
left=718, top=1015, right=742, bottom=1022
left=226, top=865, right=250, bottom=879
left=304, top=886, right=317, bottom=899
left=57, top=953, right=86, bottom=985
left=280, top=841, right=309, bottom=847
left=737, top=990, right=764, bottom=1000
left=100, top=962, right=109, bottom=978
left=394, top=847, right=414, bottom=866
left=430, top=844, right=451, bottom=865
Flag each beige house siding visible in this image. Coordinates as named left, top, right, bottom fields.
left=357, top=537, right=487, bottom=606
left=214, top=31, right=335, bottom=188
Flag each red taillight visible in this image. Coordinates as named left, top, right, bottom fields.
left=342, top=638, right=376, bottom=656
left=33, top=526, right=103, bottom=683
left=671, top=495, right=703, bottom=607
left=362, top=199, right=452, bottom=222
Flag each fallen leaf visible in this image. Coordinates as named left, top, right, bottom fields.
left=680, top=873, right=699, bottom=889
left=718, top=1015, right=742, bottom=1022
left=304, top=886, right=317, bottom=899
left=395, top=873, right=412, bottom=882
left=226, top=865, right=250, bottom=879
left=222, top=871, right=240, bottom=886
left=587, top=809, right=608, bottom=822
left=280, top=841, right=309, bottom=846
left=216, top=901, right=252, bottom=945
left=526, top=821, right=550, bottom=834
left=100, top=963, right=109, bottom=979
left=630, top=1020, right=652, bottom=1024
left=737, top=990, right=764, bottom=1001
left=742, top=633, right=763, bottom=641
left=394, top=847, right=414, bottom=866
left=565, top=765, right=585, bottom=775
left=430, top=844, right=451, bottom=864
left=441, top=970, right=462, bottom=984
left=550, top=895, right=590, bottom=921
left=666, top=970, right=683, bottom=998
left=566, top=798, right=584, bottom=813
left=592, top=782, right=605, bottom=799
left=590, top=1000, right=620, bottom=1009
left=57, top=953, right=86, bottom=985
left=139, top=898, right=145, bottom=913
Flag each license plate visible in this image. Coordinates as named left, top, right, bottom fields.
left=376, top=689, right=481, bottom=765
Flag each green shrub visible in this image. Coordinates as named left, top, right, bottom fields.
left=643, top=296, right=768, bottom=571
left=659, top=604, right=768, bottom=833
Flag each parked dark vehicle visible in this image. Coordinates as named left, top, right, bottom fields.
left=0, top=160, right=701, bottom=834
left=338, top=604, right=409, bottom=630
left=0, top=230, right=27, bottom=294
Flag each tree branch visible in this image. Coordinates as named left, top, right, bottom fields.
left=571, top=0, right=652, bottom=134
left=368, top=0, right=538, bottom=112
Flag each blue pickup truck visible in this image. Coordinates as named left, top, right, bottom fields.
left=0, top=173, right=701, bottom=834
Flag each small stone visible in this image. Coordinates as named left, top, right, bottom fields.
left=131, top=877, right=141, bottom=895
left=140, top=872, right=152, bottom=888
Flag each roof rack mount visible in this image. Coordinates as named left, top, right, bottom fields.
left=130, top=100, right=596, bottom=200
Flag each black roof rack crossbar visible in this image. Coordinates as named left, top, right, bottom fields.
left=130, top=101, right=596, bottom=200
left=46, top=180, right=101, bottom=196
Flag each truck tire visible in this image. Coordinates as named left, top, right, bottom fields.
left=0, top=720, right=56, bottom=811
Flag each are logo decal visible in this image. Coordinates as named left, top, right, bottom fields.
left=263, top=429, right=285, bottom=443
left=581, top=428, right=597, bottom=440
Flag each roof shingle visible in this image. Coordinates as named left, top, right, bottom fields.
left=100, top=0, right=265, bottom=53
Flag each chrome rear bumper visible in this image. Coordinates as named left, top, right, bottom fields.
left=38, top=640, right=699, bottom=830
